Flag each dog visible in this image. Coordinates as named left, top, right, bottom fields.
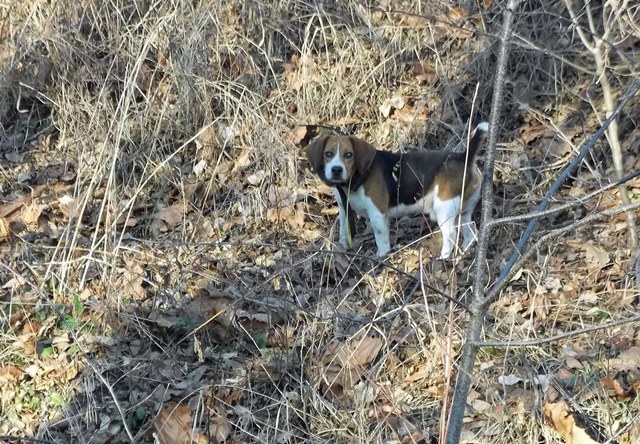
left=306, top=122, right=488, bottom=258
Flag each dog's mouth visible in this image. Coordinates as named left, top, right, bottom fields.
left=329, top=175, right=347, bottom=184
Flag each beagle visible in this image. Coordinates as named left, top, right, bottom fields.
left=307, top=122, right=488, bottom=258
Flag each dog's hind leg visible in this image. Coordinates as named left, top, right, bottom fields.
left=434, top=194, right=462, bottom=260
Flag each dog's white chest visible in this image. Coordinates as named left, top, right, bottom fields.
left=336, top=187, right=376, bottom=216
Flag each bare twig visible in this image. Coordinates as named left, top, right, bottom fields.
left=634, top=249, right=640, bottom=291
left=473, top=313, right=640, bottom=347
left=487, top=170, right=640, bottom=228
left=563, top=0, right=638, bottom=248
left=491, top=78, right=640, bottom=294
left=0, top=436, right=58, bottom=444
left=444, top=1, right=520, bottom=443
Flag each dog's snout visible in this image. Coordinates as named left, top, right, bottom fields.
left=331, top=166, right=343, bottom=175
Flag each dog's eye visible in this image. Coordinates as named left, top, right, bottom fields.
left=343, top=152, right=353, bottom=159
left=324, top=151, right=334, bottom=158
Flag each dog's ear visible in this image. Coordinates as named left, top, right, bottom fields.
left=306, top=135, right=330, bottom=178
left=349, top=136, right=377, bottom=177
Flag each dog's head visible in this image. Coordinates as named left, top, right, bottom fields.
left=306, top=135, right=376, bottom=186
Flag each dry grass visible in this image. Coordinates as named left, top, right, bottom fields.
left=0, top=0, right=639, bottom=443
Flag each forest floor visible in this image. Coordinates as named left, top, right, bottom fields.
left=1, top=1, right=639, bottom=443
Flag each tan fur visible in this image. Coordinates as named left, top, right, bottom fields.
left=363, top=167, right=389, bottom=213
left=306, top=135, right=330, bottom=176
left=348, top=136, right=376, bottom=179
left=436, top=160, right=481, bottom=201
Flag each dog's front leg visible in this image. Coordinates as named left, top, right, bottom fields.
left=334, top=189, right=351, bottom=249
left=337, top=204, right=351, bottom=249
left=368, top=207, right=390, bottom=257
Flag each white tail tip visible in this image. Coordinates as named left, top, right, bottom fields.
left=476, top=122, right=489, bottom=133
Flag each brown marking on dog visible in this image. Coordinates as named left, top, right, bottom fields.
left=363, top=166, right=389, bottom=213
left=436, top=158, right=480, bottom=201
left=349, top=136, right=376, bottom=179
left=306, top=135, right=330, bottom=177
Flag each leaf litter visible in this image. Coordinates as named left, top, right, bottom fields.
left=1, top=1, right=640, bottom=444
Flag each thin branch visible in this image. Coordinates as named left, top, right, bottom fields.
left=0, top=437, right=58, bottom=444
left=487, top=170, right=640, bottom=227
left=491, top=79, right=640, bottom=294
left=563, top=0, right=596, bottom=51
left=564, top=0, right=638, bottom=248
left=473, top=314, right=640, bottom=347
left=511, top=32, right=596, bottom=75
left=444, top=1, right=520, bottom=443
left=634, top=249, right=640, bottom=291
left=488, top=200, right=640, bottom=300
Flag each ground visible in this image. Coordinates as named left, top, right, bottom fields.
left=0, top=1, right=639, bottom=443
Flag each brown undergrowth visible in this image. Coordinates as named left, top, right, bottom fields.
left=0, top=1, right=639, bottom=443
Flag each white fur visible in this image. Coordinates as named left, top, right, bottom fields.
left=433, top=185, right=481, bottom=259
left=334, top=188, right=350, bottom=248
left=460, top=187, right=481, bottom=251
left=336, top=187, right=390, bottom=256
left=324, top=144, right=348, bottom=182
left=337, top=184, right=479, bottom=258
left=433, top=194, right=461, bottom=259
left=476, top=122, right=489, bottom=133
left=387, top=190, right=437, bottom=220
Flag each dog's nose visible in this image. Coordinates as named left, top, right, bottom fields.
left=331, top=166, right=343, bottom=176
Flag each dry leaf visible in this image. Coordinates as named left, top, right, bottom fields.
left=0, top=195, right=47, bottom=238
left=497, top=374, right=522, bottom=386
left=209, top=407, right=231, bottom=442
left=315, top=334, right=383, bottom=397
left=286, top=125, right=312, bottom=145
left=392, top=104, right=429, bottom=122
left=266, top=202, right=305, bottom=230
left=565, top=357, right=583, bottom=369
left=2, top=275, right=27, bottom=289
left=58, top=193, right=87, bottom=220
left=599, top=376, right=635, bottom=399
left=193, top=159, right=208, bottom=176
left=151, top=202, right=185, bottom=233
left=543, top=402, right=601, bottom=444
left=519, top=121, right=549, bottom=145
left=5, top=151, right=25, bottom=163
left=607, top=346, right=640, bottom=371
left=471, top=399, right=492, bottom=415
left=115, top=259, right=145, bottom=300
left=153, top=403, right=208, bottom=444
left=581, top=242, right=610, bottom=271
left=411, top=61, right=437, bottom=84
left=379, top=96, right=406, bottom=118
left=0, top=365, right=25, bottom=383
left=186, top=290, right=235, bottom=327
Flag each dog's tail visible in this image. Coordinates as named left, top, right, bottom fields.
left=467, top=122, right=489, bottom=159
